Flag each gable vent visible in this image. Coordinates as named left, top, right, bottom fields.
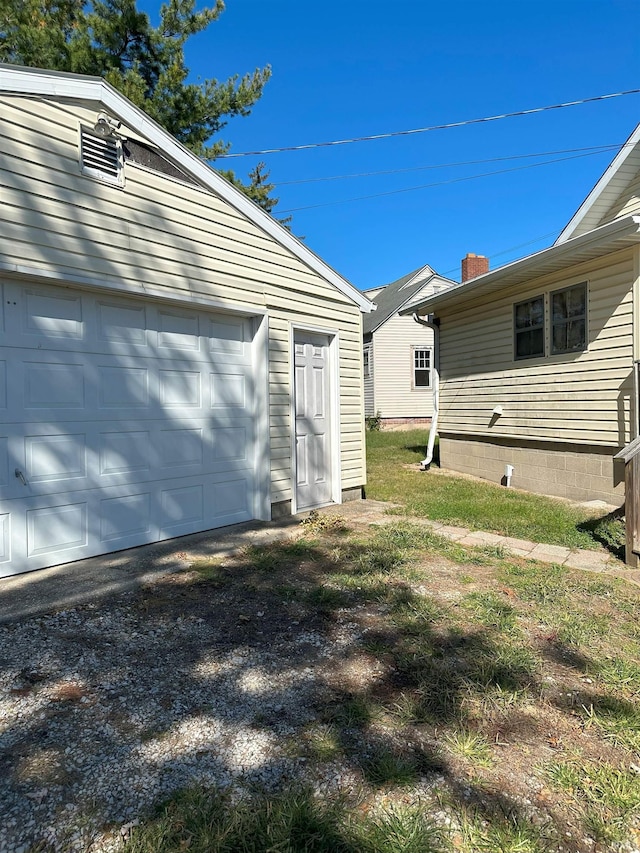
left=80, top=126, right=123, bottom=185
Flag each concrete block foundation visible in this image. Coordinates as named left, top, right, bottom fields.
left=439, top=434, right=625, bottom=506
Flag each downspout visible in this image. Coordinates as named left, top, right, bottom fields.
left=412, top=312, right=439, bottom=470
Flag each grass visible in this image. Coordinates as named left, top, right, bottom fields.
left=117, top=437, right=640, bottom=853
left=123, top=787, right=449, bottom=853
left=366, top=429, right=623, bottom=552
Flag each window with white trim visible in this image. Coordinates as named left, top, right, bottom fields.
left=514, top=295, right=544, bottom=360
left=413, top=347, right=431, bottom=388
left=363, top=347, right=371, bottom=378
left=551, top=282, right=587, bottom=354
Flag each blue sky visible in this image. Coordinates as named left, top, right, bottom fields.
left=145, top=0, right=640, bottom=290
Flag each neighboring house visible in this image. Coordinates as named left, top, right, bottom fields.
left=404, top=124, right=640, bottom=508
left=362, top=265, right=454, bottom=425
left=0, top=64, right=375, bottom=577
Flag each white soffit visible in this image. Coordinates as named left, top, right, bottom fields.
left=0, top=63, right=375, bottom=314
left=556, top=122, right=640, bottom=245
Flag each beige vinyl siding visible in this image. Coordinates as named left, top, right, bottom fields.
left=372, top=313, right=435, bottom=418
left=595, top=167, right=640, bottom=227
left=1, top=94, right=366, bottom=502
left=437, top=248, right=636, bottom=447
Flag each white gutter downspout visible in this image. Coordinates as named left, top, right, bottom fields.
left=412, top=312, right=439, bottom=470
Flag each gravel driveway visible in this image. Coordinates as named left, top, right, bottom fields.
left=0, top=527, right=379, bottom=853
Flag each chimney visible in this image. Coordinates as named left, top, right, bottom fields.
left=461, top=253, right=489, bottom=282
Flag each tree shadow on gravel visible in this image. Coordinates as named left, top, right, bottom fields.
left=0, top=524, right=637, bottom=852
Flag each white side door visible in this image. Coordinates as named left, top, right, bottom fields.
left=294, top=332, right=332, bottom=511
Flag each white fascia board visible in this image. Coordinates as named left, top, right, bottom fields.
left=0, top=64, right=375, bottom=314
left=556, top=123, right=640, bottom=245
left=398, top=264, right=435, bottom=290
left=402, top=215, right=640, bottom=316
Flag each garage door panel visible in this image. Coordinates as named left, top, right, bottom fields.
left=27, top=501, right=89, bottom=557
left=0, top=438, right=8, bottom=486
left=209, top=475, right=252, bottom=523
left=100, top=492, right=152, bottom=544
left=97, top=300, right=148, bottom=346
left=23, top=288, right=84, bottom=340
left=100, top=429, right=151, bottom=476
left=159, top=369, right=201, bottom=408
left=160, top=484, right=204, bottom=533
left=25, top=433, right=87, bottom=483
left=0, top=361, right=7, bottom=409
left=0, top=514, right=10, bottom=563
left=25, top=361, right=86, bottom=409
left=210, top=371, right=250, bottom=410
left=158, top=309, right=201, bottom=351
left=1, top=279, right=260, bottom=576
left=207, top=316, right=252, bottom=361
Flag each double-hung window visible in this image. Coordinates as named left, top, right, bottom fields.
left=514, top=295, right=544, bottom=359
left=551, top=282, right=587, bottom=354
left=363, top=347, right=371, bottom=378
left=514, top=282, right=588, bottom=360
left=413, top=347, right=432, bottom=388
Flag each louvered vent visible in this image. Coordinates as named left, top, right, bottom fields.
left=80, top=126, right=123, bottom=185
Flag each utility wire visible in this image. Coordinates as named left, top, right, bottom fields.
left=440, top=229, right=563, bottom=278
left=278, top=147, right=610, bottom=214
left=218, top=89, right=640, bottom=158
left=276, top=142, right=626, bottom=186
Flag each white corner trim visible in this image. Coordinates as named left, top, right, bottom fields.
left=253, top=314, right=272, bottom=521
left=0, top=64, right=375, bottom=314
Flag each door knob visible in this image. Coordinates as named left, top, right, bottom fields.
left=14, top=469, right=27, bottom=486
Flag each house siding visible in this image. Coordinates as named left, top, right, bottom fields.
left=1, top=94, right=366, bottom=507
left=437, top=248, right=636, bottom=448
left=371, top=313, right=436, bottom=419
left=596, top=167, right=640, bottom=226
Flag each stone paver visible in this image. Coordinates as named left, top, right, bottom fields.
left=458, top=531, right=506, bottom=547
left=563, top=550, right=611, bottom=572
left=436, top=525, right=470, bottom=541
left=528, top=543, right=572, bottom=563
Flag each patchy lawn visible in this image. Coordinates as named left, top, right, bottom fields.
left=365, top=429, right=625, bottom=556
left=117, top=516, right=640, bottom=853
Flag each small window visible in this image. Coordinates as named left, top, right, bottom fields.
left=363, top=348, right=371, bottom=378
left=514, top=295, right=544, bottom=359
left=80, top=126, right=123, bottom=186
left=551, top=282, right=587, bottom=354
left=413, top=347, right=431, bottom=388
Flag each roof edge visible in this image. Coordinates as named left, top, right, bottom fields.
left=402, top=215, right=640, bottom=316
left=555, top=123, right=640, bottom=245
left=0, top=64, right=375, bottom=314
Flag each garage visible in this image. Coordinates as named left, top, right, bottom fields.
left=0, top=279, right=265, bottom=576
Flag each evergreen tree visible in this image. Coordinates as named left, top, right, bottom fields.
left=0, top=0, right=281, bottom=215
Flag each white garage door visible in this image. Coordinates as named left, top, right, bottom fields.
left=0, top=280, right=260, bottom=577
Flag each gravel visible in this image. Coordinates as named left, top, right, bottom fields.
left=0, top=576, right=369, bottom=852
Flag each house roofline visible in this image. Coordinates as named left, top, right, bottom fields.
left=0, top=63, right=375, bottom=314
left=402, top=215, right=640, bottom=316
left=555, top=123, right=640, bottom=244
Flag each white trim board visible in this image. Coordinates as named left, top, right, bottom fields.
left=0, top=63, right=375, bottom=315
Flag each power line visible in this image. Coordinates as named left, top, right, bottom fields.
left=218, top=89, right=640, bottom=158
left=440, top=229, right=563, bottom=278
left=276, top=143, right=625, bottom=186
left=278, top=147, right=610, bottom=214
